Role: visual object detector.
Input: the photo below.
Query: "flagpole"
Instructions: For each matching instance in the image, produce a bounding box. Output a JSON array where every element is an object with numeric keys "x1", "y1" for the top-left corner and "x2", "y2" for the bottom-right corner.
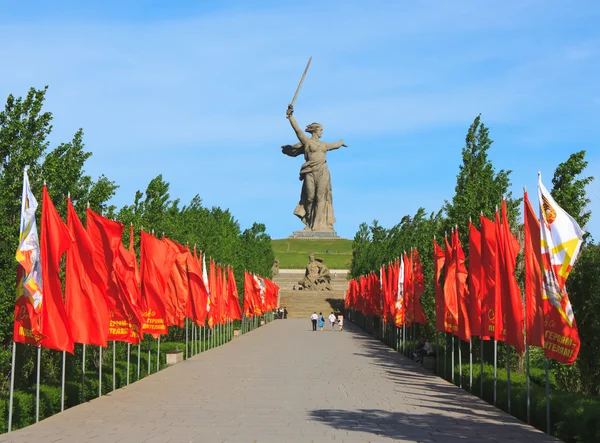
[
  {"x1": 81, "y1": 344, "x2": 86, "y2": 403},
  {"x1": 112, "y1": 341, "x2": 116, "y2": 391},
  {"x1": 137, "y1": 343, "x2": 141, "y2": 380},
  {"x1": 99, "y1": 346, "x2": 102, "y2": 397},
  {"x1": 480, "y1": 338, "x2": 484, "y2": 398},
  {"x1": 436, "y1": 332, "x2": 439, "y2": 375},
  {"x1": 451, "y1": 335, "x2": 455, "y2": 384},
  {"x1": 126, "y1": 343, "x2": 131, "y2": 386},
  {"x1": 444, "y1": 333, "x2": 447, "y2": 380},
  {"x1": 526, "y1": 343, "x2": 530, "y2": 424},
  {"x1": 545, "y1": 357, "x2": 551, "y2": 434},
  {"x1": 147, "y1": 340, "x2": 151, "y2": 375},
  {"x1": 469, "y1": 338, "x2": 473, "y2": 391},
  {"x1": 185, "y1": 318, "x2": 189, "y2": 359},
  {"x1": 458, "y1": 339, "x2": 462, "y2": 388},
  {"x1": 61, "y1": 350, "x2": 66, "y2": 412},
  {"x1": 36, "y1": 346, "x2": 41, "y2": 423},
  {"x1": 156, "y1": 336, "x2": 160, "y2": 372},
  {"x1": 8, "y1": 342, "x2": 16, "y2": 432},
  {"x1": 192, "y1": 322, "x2": 195, "y2": 356},
  {"x1": 506, "y1": 343, "x2": 511, "y2": 414},
  {"x1": 493, "y1": 339, "x2": 497, "y2": 405}
]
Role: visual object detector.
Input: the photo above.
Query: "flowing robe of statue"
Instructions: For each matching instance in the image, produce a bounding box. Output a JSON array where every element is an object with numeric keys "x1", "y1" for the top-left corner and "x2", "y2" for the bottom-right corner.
[{"x1": 281, "y1": 106, "x2": 346, "y2": 232}]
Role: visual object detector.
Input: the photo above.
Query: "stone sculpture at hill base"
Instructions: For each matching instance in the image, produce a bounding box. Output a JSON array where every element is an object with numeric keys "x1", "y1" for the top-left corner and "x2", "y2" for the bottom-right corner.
[{"x1": 298, "y1": 254, "x2": 331, "y2": 291}]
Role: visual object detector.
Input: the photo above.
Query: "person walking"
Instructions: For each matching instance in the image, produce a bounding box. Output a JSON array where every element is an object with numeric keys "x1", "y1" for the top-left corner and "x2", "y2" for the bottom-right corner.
[
  {"x1": 328, "y1": 312, "x2": 336, "y2": 331},
  {"x1": 337, "y1": 313, "x2": 344, "y2": 331},
  {"x1": 283, "y1": 307, "x2": 288, "y2": 319},
  {"x1": 318, "y1": 312, "x2": 325, "y2": 331},
  {"x1": 311, "y1": 312, "x2": 318, "y2": 331}
]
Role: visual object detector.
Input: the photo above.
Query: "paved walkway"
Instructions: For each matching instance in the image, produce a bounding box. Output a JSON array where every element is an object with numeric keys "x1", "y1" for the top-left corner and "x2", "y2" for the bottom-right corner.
[{"x1": 1, "y1": 320, "x2": 560, "y2": 443}]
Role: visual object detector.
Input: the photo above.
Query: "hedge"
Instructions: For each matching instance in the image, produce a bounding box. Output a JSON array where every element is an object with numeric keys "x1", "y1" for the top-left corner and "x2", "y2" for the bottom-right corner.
[{"x1": 443, "y1": 362, "x2": 600, "y2": 443}]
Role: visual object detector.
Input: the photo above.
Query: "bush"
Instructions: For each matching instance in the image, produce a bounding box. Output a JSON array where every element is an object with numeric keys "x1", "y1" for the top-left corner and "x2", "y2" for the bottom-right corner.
[{"x1": 452, "y1": 363, "x2": 600, "y2": 443}]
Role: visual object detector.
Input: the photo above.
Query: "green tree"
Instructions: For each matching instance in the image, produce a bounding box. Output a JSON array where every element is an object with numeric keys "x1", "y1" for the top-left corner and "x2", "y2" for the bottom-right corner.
[
  {"x1": 565, "y1": 243, "x2": 600, "y2": 395},
  {"x1": 0, "y1": 87, "x2": 116, "y2": 390},
  {"x1": 550, "y1": 150, "x2": 594, "y2": 231},
  {"x1": 443, "y1": 115, "x2": 520, "y2": 247}
]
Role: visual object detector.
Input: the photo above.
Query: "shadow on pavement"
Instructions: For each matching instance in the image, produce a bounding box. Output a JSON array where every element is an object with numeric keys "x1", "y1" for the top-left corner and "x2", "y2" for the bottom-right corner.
[{"x1": 307, "y1": 408, "x2": 557, "y2": 442}]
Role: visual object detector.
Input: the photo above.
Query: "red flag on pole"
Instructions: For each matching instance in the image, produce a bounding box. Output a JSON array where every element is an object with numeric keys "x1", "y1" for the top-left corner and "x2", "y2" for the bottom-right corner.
[
  {"x1": 65, "y1": 198, "x2": 109, "y2": 347},
  {"x1": 443, "y1": 235, "x2": 458, "y2": 334},
  {"x1": 140, "y1": 230, "x2": 171, "y2": 336},
  {"x1": 496, "y1": 200, "x2": 525, "y2": 353},
  {"x1": 455, "y1": 229, "x2": 471, "y2": 342},
  {"x1": 468, "y1": 220, "x2": 483, "y2": 338},
  {"x1": 480, "y1": 215, "x2": 497, "y2": 339},
  {"x1": 40, "y1": 187, "x2": 74, "y2": 353},
  {"x1": 112, "y1": 242, "x2": 144, "y2": 344},
  {"x1": 412, "y1": 249, "x2": 427, "y2": 325},
  {"x1": 227, "y1": 267, "x2": 243, "y2": 320},
  {"x1": 162, "y1": 238, "x2": 189, "y2": 328},
  {"x1": 524, "y1": 191, "x2": 544, "y2": 348},
  {"x1": 403, "y1": 252, "x2": 414, "y2": 325},
  {"x1": 433, "y1": 238, "x2": 446, "y2": 333},
  {"x1": 188, "y1": 248, "x2": 209, "y2": 326}
]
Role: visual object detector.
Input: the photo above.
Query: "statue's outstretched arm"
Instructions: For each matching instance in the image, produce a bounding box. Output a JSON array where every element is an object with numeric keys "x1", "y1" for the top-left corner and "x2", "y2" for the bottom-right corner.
[
  {"x1": 286, "y1": 105, "x2": 308, "y2": 144},
  {"x1": 326, "y1": 139, "x2": 348, "y2": 151}
]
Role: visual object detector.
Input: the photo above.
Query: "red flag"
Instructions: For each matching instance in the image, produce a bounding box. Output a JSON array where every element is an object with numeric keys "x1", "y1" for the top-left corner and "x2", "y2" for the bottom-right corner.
[
  {"x1": 227, "y1": 267, "x2": 243, "y2": 320},
  {"x1": 65, "y1": 198, "x2": 109, "y2": 347},
  {"x1": 112, "y1": 241, "x2": 144, "y2": 344},
  {"x1": 433, "y1": 238, "x2": 446, "y2": 333},
  {"x1": 243, "y1": 271, "x2": 257, "y2": 317},
  {"x1": 140, "y1": 230, "x2": 172, "y2": 336},
  {"x1": 480, "y1": 215, "x2": 497, "y2": 339},
  {"x1": 87, "y1": 209, "x2": 141, "y2": 343},
  {"x1": 129, "y1": 224, "x2": 140, "y2": 287},
  {"x1": 403, "y1": 252, "x2": 414, "y2": 325},
  {"x1": 220, "y1": 265, "x2": 228, "y2": 323},
  {"x1": 162, "y1": 238, "x2": 189, "y2": 328},
  {"x1": 455, "y1": 230, "x2": 471, "y2": 342},
  {"x1": 208, "y1": 259, "x2": 218, "y2": 328},
  {"x1": 264, "y1": 278, "x2": 279, "y2": 312},
  {"x1": 188, "y1": 248, "x2": 209, "y2": 325},
  {"x1": 468, "y1": 221, "x2": 483, "y2": 337},
  {"x1": 412, "y1": 250, "x2": 427, "y2": 325},
  {"x1": 443, "y1": 235, "x2": 458, "y2": 334},
  {"x1": 40, "y1": 187, "x2": 74, "y2": 353},
  {"x1": 524, "y1": 191, "x2": 544, "y2": 348},
  {"x1": 496, "y1": 201, "x2": 525, "y2": 353}
]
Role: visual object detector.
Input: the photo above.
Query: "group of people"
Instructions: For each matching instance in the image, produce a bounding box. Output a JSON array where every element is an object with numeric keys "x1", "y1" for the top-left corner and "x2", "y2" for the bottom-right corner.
[
  {"x1": 413, "y1": 336, "x2": 433, "y2": 364},
  {"x1": 277, "y1": 307, "x2": 288, "y2": 319},
  {"x1": 311, "y1": 311, "x2": 343, "y2": 331}
]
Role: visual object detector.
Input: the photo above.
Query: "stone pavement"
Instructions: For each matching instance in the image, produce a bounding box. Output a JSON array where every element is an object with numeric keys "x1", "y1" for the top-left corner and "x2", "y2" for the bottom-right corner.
[{"x1": 1, "y1": 320, "x2": 560, "y2": 443}]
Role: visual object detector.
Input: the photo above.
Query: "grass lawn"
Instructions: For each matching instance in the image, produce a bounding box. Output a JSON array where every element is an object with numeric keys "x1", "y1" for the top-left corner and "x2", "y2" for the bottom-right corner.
[{"x1": 272, "y1": 238, "x2": 353, "y2": 269}]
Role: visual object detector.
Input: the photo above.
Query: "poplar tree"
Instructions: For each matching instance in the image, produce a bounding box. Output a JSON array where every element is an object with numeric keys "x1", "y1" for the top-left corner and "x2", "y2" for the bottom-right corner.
[{"x1": 443, "y1": 115, "x2": 520, "y2": 250}]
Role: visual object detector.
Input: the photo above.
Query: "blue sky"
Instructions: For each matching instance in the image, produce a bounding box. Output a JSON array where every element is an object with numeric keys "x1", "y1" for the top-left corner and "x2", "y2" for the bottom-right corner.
[{"x1": 1, "y1": 1, "x2": 599, "y2": 240}]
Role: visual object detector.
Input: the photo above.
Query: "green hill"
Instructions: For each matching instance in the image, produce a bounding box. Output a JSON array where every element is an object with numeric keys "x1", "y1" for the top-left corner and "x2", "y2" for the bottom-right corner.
[{"x1": 272, "y1": 238, "x2": 353, "y2": 269}]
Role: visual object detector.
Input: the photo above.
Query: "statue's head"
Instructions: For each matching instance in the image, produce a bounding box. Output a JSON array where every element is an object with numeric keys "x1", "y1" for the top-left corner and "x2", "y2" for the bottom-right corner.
[
  {"x1": 305, "y1": 123, "x2": 323, "y2": 138},
  {"x1": 308, "y1": 254, "x2": 315, "y2": 262}
]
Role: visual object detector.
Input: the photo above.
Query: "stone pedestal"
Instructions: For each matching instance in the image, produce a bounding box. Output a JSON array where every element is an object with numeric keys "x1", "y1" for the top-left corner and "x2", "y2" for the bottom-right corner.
[
  {"x1": 166, "y1": 350, "x2": 183, "y2": 366},
  {"x1": 290, "y1": 230, "x2": 341, "y2": 239},
  {"x1": 260, "y1": 320, "x2": 265, "y2": 326},
  {"x1": 233, "y1": 329, "x2": 241, "y2": 337}
]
